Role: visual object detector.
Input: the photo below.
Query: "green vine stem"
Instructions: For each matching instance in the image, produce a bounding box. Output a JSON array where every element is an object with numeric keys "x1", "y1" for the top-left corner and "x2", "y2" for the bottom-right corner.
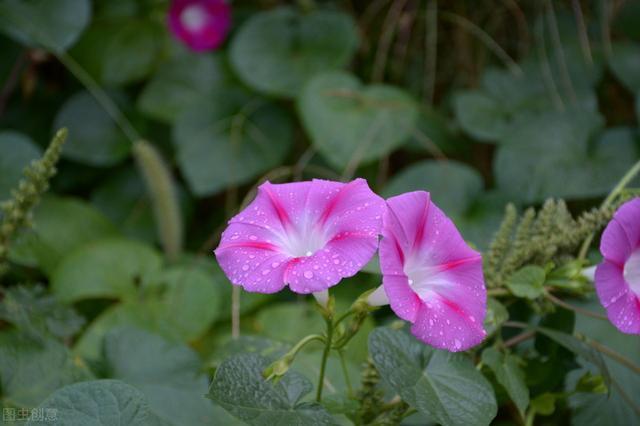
[
  {"x1": 316, "y1": 316, "x2": 334, "y2": 402},
  {"x1": 578, "y1": 158, "x2": 640, "y2": 259}
]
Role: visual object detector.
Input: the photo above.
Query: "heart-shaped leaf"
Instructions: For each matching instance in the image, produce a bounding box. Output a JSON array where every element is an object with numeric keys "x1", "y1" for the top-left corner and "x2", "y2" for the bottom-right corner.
[
  {"x1": 27, "y1": 380, "x2": 157, "y2": 426},
  {"x1": 208, "y1": 353, "x2": 338, "y2": 425},
  {"x1": 173, "y1": 88, "x2": 293, "y2": 196},
  {"x1": 9, "y1": 196, "x2": 118, "y2": 275},
  {"x1": 495, "y1": 112, "x2": 638, "y2": 203},
  {"x1": 298, "y1": 71, "x2": 418, "y2": 169},
  {"x1": 54, "y1": 91, "x2": 131, "y2": 166},
  {"x1": 230, "y1": 7, "x2": 358, "y2": 97},
  {"x1": 0, "y1": 331, "x2": 93, "y2": 408},
  {"x1": 71, "y1": 18, "x2": 164, "y2": 87},
  {"x1": 51, "y1": 238, "x2": 162, "y2": 303},
  {"x1": 104, "y1": 328, "x2": 237, "y2": 425},
  {"x1": 369, "y1": 327, "x2": 497, "y2": 426},
  {"x1": 0, "y1": 0, "x2": 90, "y2": 52},
  {"x1": 138, "y1": 52, "x2": 233, "y2": 123}
]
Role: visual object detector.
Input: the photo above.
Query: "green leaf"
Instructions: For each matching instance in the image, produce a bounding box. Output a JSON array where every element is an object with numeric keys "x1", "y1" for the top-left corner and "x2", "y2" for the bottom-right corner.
[
  {"x1": 27, "y1": 380, "x2": 157, "y2": 426},
  {"x1": 495, "y1": 112, "x2": 638, "y2": 203},
  {"x1": 72, "y1": 18, "x2": 164, "y2": 87},
  {"x1": 567, "y1": 298, "x2": 640, "y2": 426},
  {"x1": 54, "y1": 91, "x2": 131, "y2": 166},
  {"x1": 138, "y1": 52, "x2": 232, "y2": 123},
  {"x1": 208, "y1": 353, "x2": 338, "y2": 425},
  {"x1": 481, "y1": 347, "x2": 529, "y2": 417},
  {"x1": 369, "y1": 327, "x2": 497, "y2": 426},
  {"x1": 0, "y1": 285, "x2": 84, "y2": 339},
  {"x1": 51, "y1": 238, "x2": 162, "y2": 303},
  {"x1": 104, "y1": 328, "x2": 241, "y2": 425},
  {"x1": 609, "y1": 42, "x2": 640, "y2": 93},
  {"x1": 506, "y1": 266, "x2": 546, "y2": 299},
  {"x1": 453, "y1": 91, "x2": 511, "y2": 142},
  {"x1": 9, "y1": 196, "x2": 118, "y2": 275},
  {"x1": 0, "y1": 0, "x2": 90, "y2": 52},
  {"x1": 298, "y1": 71, "x2": 419, "y2": 169},
  {"x1": 0, "y1": 331, "x2": 93, "y2": 408},
  {"x1": 533, "y1": 325, "x2": 610, "y2": 386},
  {"x1": 173, "y1": 88, "x2": 293, "y2": 196},
  {"x1": 0, "y1": 131, "x2": 41, "y2": 201},
  {"x1": 146, "y1": 265, "x2": 222, "y2": 340},
  {"x1": 230, "y1": 7, "x2": 358, "y2": 97}
]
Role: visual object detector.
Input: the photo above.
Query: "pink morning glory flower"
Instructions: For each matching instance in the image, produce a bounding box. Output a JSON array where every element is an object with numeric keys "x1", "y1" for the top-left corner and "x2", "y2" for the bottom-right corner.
[
  {"x1": 215, "y1": 179, "x2": 385, "y2": 294},
  {"x1": 369, "y1": 191, "x2": 487, "y2": 352},
  {"x1": 595, "y1": 198, "x2": 640, "y2": 334},
  {"x1": 168, "y1": 0, "x2": 231, "y2": 52}
]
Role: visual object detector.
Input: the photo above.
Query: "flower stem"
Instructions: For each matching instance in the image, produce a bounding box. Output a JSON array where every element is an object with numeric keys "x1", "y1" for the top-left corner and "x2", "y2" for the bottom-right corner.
[
  {"x1": 578, "y1": 158, "x2": 640, "y2": 259},
  {"x1": 316, "y1": 317, "x2": 334, "y2": 402},
  {"x1": 288, "y1": 334, "x2": 325, "y2": 358}
]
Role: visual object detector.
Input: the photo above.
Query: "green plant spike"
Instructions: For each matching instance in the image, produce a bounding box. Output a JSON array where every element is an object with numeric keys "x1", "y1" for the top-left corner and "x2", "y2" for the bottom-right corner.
[{"x1": 0, "y1": 128, "x2": 67, "y2": 277}]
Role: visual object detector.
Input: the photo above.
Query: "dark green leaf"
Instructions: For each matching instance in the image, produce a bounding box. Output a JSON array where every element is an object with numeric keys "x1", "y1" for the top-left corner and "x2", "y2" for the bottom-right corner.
[
  {"x1": 54, "y1": 91, "x2": 131, "y2": 166},
  {"x1": 369, "y1": 327, "x2": 497, "y2": 426},
  {"x1": 298, "y1": 71, "x2": 418, "y2": 169},
  {"x1": 609, "y1": 42, "x2": 640, "y2": 93},
  {"x1": 208, "y1": 353, "x2": 338, "y2": 425},
  {"x1": 27, "y1": 380, "x2": 157, "y2": 426},
  {"x1": 230, "y1": 7, "x2": 358, "y2": 97},
  {"x1": 0, "y1": 0, "x2": 90, "y2": 52},
  {"x1": 495, "y1": 112, "x2": 637, "y2": 203},
  {"x1": 173, "y1": 89, "x2": 293, "y2": 196},
  {"x1": 0, "y1": 285, "x2": 84, "y2": 339},
  {"x1": 481, "y1": 347, "x2": 529, "y2": 417},
  {"x1": 9, "y1": 196, "x2": 118, "y2": 275},
  {"x1": 0, "y1": 331, "x2": 93, "y2": 408},
  {"x1": 138, "y1": 52, "x2": 232, "y2": 123},
  {"x1": 51, "y1": 238, "x2": 162, "y2": 303},
  {"x1": 105, "y1": 327, "x2": 239, "y2": 425}
]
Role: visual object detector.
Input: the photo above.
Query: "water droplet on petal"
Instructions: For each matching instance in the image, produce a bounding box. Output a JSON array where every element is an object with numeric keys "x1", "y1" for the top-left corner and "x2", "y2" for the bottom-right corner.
[{"x1": 304, "y1": 271, "x2": 313, "y2": 279}]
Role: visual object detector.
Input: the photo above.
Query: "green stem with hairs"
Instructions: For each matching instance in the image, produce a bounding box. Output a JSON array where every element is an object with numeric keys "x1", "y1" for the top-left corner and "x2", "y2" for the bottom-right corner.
[{"x1": 316, "y1": 317, "x2": 334, "y2": 402}]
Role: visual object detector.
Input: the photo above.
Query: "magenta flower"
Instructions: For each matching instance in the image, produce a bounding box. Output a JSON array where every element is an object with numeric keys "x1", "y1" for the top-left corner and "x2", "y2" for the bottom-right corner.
[
  {"x1": 215, "y1": 179, "x2": 385, "y2": 294},
  {"x1": 595, "y1": 198, "x2": 640, "y2": 334},
  {"x1": 168, "y1": 0, "x2": 231, "y2": 52},
  {"x1": 369, "y1": 191, "x2": 487, "y2": 352}
]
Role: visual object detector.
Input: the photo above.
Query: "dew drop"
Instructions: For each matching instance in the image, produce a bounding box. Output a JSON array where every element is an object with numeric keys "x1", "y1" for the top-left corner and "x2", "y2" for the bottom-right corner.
[{"x1": 304, "y1": 271, "x2": 314, "y2": 279}]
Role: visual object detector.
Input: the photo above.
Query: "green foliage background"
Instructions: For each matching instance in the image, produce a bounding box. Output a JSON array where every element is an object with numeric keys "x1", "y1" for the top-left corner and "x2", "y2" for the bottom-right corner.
[{"x1": 0, "y1": 0, "x2": 639, "y2": 425}]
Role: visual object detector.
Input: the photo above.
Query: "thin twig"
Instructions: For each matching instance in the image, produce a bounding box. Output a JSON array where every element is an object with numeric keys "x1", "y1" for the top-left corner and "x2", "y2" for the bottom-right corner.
[
  {"x1": 504, "y1": 330, "x2": 535, "y2": 348},
  {"x1": 535, "y1": 7, "x2": 565, "y2": 111},
  {"x1": 544, "y1": 292, "x2": 609, "y2": 321},
  {"x1": 440, "y1": 11, "x2": 522, "y2": 76},
  {"x1": 585, "y1": 338, "x2": 640, "y2": 375},
  {"x1": 423, "y1": 0, "x2": 438, "y2": 104},
  {"x1": 372, "y1": 0, "x2": 408, "y2": 82},
  {"x1": 600, "y1": 0, "x2": 612, "y2": 59},
  {"x1": 571, "y1": 0, "x2": 593, "y2": 64},
  {"x1": 545, "y1": 0, "x2": 578, "y2": 104}
]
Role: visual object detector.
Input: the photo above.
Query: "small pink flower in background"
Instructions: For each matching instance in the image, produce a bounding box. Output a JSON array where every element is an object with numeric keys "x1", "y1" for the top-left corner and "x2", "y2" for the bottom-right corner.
[
  {"x1": 595, "y1": 198, "x2": 640, "y2": 334},
  {"x1": 168, "y1": 0, "x2": 231, "y2": 52},
  {"x1": 369, "y1": 191, "x2": 487, "y2": 352},
  {"x1": 215, "y1": 179, "x2": 385, "y2": 294}
]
